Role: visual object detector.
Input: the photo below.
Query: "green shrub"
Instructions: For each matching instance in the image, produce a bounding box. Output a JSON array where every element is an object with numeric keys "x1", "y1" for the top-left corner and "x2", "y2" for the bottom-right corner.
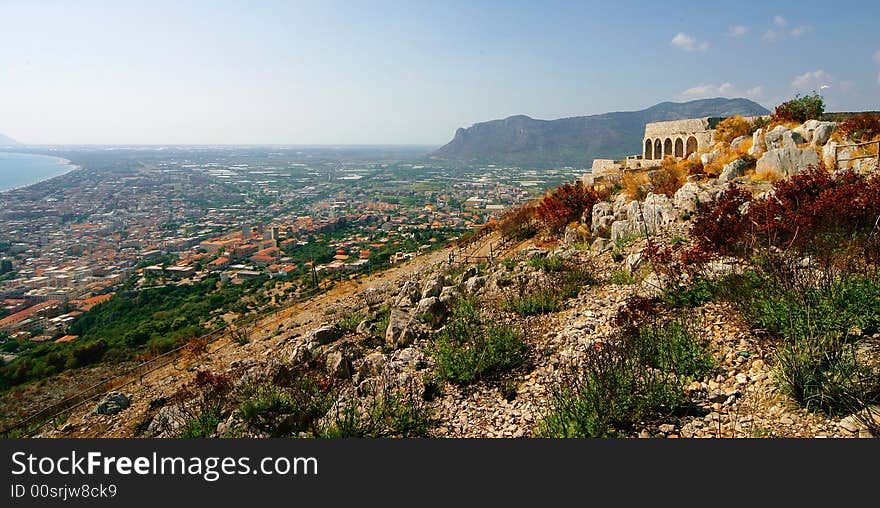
[
  {"x1": 721, "y1": 272, "x2": 880, "y2": 342},
  {"x1": 719, "y1": 270, "x2": 880, "y2": 415},
  {"x1": 662, "y1": 277, "x2": 720, "y2": 308},
  {"x1": 538, "y1": 319, "x2": 712, "y2": 438},
  {"x1": 238, "y1": 374, "x2": 335, "y2": 437},
  {"x1": 501, "y1": 289, "x2": 561, "y2": 315},
  {"x1": 633, "y1": 321, "x2": 715, "y2": 379},
  {"x1": 771, "y1": 92, "x2": 825, "y2": 124},
  {"x1": 527, "y1": 255, "x2": 565, "y2": 272},
  {"x1": 337, "y1": 311, "x2": 364, "y2": 332},
  {"x1": 559, "y1": 265, "x2": 599, "y2": 299},
  {"x1": 609, "y1": 270, "x2": 636, "y2": 285},
  {"x1": 179, "y1": 410, "x2": 222, "y2": 438},
  {"x1": 432, "y1": 297, "x2": 526, "y2": 385},
  {"x1": 774, "y1": 333, "x2": 878, "y2": 415},
  {"x1": 319, "y1": 387, "x2": 432, "y2": 438}
]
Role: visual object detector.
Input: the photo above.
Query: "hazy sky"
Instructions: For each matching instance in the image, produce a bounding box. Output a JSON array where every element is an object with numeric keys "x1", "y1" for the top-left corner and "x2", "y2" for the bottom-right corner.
[{"x1": 2, "y1": 0, "x2": 878, "y2": 145}]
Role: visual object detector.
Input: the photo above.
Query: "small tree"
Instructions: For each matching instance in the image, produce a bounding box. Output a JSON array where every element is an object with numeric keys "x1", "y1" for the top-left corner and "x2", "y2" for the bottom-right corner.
[{"x1": 771, "y1": 92, "x2": 825, "y2": 124}]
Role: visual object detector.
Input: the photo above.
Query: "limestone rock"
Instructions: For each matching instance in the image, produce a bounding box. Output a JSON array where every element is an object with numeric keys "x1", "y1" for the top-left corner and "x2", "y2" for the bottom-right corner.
[
  {"x1": 358, "y1": 352, "x2": 387, "y2": 380},
  {"x1": 94, "y1": 392, "x2": 130, "y2": 415},
  {"x1": 307, "y1": 323, "x2": 343, "y2": 346},
  {"x1": 673, "y1": 182, "x2": 714, "y2": 214},
  {"x1": 384, "y1": 309, "x2": 424, "y2": 349},
  {"x1": 625, "y1": 252, "x2": 643, "y2": 274},
  {"x1": 755, "y1": 147, "x2": 820, "y2": 179},
  {"x1": 611, "y1": 219, "x2": 642, "y2": 242},
  {"x1": 811, "y1": 122, "x2": 835, "y2": 147},
  {"x1": 395, "y1": 280, "x2": 421, "y2": 308},
  {"x1": 591, "y1": 237, "x2": 611, "y2": 252},
  {"x1": 421, "y1": 274, "x2": 445, "y2": 300},
  {"x1": 764, "y1": 125, "x2": 790, "y2": 150},
  {"x1": 589, "y1": 201, "x2": 613, "y2": 231},
  {"x1": 792, "y1": 125, "x2": 810, "y2": 144},
  {"x1": 145, "y1": 404, "x2": 187, "y2": 437},
  {"x1": 730, "y1": 135, "x2": 750, "y2": 152},
  {"x1": 465, "y1": 275, "x2": 487, "y2": 293},
  {"x1": 748, "y1": 127, "x2": 766, "y2": 157},
  {"x1": 416, "y1": 296, "x2": 448, "y2": 327},
  {"x1": 325, "y1": 350, "x2": 352, "y2": 379},
  {"x1": 701, "y1": 149, "x2": 721, "y2": 167},
  {"x1": 718, "y1": 157, "x2": 750, "y2": 183},
  {"x1": 822, "y1": 141, "x2": 839, "y2": 167}
]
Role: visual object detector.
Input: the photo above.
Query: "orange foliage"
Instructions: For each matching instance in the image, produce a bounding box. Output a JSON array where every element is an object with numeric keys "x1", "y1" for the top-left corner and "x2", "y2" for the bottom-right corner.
[
  {"x1": 714, "y1": 116, "x2": 751, "y2": 144},
  {"x1": 535, "y1": 181, "x2": 599, "y2": 234},
  {"x1": 622, "y1": 171, "x2": 650, "y2": 200}
]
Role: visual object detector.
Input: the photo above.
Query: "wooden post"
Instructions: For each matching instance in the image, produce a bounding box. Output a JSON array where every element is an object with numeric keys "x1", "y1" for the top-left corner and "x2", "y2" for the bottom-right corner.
[{"x1": 833, "y1": 144, "x2": 838, "y2": 171}]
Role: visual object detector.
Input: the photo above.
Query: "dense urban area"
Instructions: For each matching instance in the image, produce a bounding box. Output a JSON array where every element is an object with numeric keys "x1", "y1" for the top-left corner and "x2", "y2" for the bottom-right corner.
[{"x1": 0, "y1": 146, "x2": 580, "y2": 391}]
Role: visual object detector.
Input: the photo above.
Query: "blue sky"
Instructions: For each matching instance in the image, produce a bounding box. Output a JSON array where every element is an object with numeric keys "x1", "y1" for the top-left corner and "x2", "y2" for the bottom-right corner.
[{"x1": 1, "y1": 0, "x2": 878, "y2": 145}]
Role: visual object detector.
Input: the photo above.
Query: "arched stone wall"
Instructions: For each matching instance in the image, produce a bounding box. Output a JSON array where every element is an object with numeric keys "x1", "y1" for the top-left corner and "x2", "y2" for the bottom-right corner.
[
  {"x1": 644, "y1": 139, "x2": 653, "y2": 160},
  {"x1": 663, "y1": 138, "x2": 672, "y2": 158},
  {"x1": 653, "y1": 139, "x2": 662, "y2": 159},
  {"x1": 686, "y1": 136, "x2": 698, "y2": 157},
  {"x1": 674, "y1": 138, "x2": 684, "y2": 158}
]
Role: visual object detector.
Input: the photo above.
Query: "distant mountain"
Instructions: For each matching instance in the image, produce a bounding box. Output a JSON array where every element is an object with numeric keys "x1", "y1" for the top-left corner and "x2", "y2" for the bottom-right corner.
[
  {"x1": 0, "y1": 133, "x2": 19, "y2": 146},
  {"x1": 430, "y1": 98, "x2": 770, "y2": 167}
]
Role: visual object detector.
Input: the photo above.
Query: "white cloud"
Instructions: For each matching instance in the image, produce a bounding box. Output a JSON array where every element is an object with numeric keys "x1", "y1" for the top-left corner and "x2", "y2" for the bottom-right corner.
[
  {"x1": 745, "y1": 86, "x2": 764, "y2": 98},
  {"x1": 680, "y1": 83, "x2": 763, "y2": 100},
  {"x1": 773, "y1": 15, "x2": 788, "y2": 27},
  {"x1": 671, "y1": 32, "x2": 709, "y2": 52},
  {"x1": 790, "y1": 25, "x2": 812, "y2": 36},
  {"x1": 874, "y1": 50, "x2": 880, "y2": 64},
  {"x1": 791, "y1": 70, "x2": 833, "y2": 90},
  {"x1": 763, "y1": 29, "x2": 780, "y2": 42},
  {"x1": 728, "y1": 25, "x2": 748, "y2": 37}
]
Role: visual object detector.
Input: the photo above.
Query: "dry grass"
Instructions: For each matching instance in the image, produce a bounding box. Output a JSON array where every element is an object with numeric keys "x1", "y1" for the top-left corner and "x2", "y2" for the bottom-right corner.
[
  {"x1": 767, "y1": 119, "x2": 802, "y2": 131},
  {"x1": 714, "y1": 116, "x2": 751, "y2": 144},
  {"x1": 622, "y1": 171, "x2": 651, "y2": 200},
  {"x1": 704, "y1": 139, "x2": 753, "y2": 176}
]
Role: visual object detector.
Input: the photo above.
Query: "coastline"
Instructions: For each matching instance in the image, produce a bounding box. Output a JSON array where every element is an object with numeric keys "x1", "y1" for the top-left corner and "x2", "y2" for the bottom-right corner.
[{"x1": 0, "y1": 152, "x2": 80, "y2": 194}]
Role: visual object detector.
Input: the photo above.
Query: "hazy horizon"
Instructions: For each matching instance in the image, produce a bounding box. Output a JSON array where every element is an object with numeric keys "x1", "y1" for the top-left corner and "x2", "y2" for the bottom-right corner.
[{"x1": 3, "y1": 0, "x2": 878, "y2": 145}]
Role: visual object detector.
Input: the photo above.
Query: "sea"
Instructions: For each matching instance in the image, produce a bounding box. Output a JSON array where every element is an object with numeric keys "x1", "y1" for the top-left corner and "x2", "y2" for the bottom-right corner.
[{"x1": 0, "y1": 152, "x2": 77, "y2": 193}]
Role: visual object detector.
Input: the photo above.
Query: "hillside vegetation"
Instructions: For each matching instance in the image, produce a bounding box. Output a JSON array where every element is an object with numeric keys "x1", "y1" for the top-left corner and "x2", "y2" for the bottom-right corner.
[{"x1": 19, "y1": 100, "x2": 880, "y2": 439}]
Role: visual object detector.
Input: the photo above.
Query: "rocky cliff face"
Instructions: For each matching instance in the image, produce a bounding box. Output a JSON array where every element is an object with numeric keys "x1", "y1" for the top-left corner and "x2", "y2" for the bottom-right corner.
[{"x1": 431, "y1": 98, "x2": 769, "y2": 167}]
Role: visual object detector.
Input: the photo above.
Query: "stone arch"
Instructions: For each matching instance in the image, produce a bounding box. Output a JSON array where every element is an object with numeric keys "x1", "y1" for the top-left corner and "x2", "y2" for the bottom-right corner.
[
  {"x1": 674, "y1": 138, "x2": 684, "y2": 158},
  {"x1": 653, "y1": 139, "x2": 662, "y2": 159},
  {"x1": 686, "y1": 136, "x2": 698, "y2": 157},
  {"x1": 644, "y1": 139, "x2": 653, "y2": 160},
  {"x1": 663, "y1": 138, "x2": 673, "y2": 157}
]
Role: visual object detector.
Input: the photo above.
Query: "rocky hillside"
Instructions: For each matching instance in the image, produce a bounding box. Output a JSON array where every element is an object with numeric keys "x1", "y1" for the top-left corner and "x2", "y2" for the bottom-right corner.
[
  {"x1": 430, "y1": 98, "x2": 769, "y2": 167},
  {"x1": 27, "y1": 112, "x2": 880, "y2": 440}
]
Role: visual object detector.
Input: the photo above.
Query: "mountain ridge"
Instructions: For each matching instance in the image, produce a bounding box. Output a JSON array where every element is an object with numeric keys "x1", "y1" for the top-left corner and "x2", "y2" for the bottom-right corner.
[{"x1": 431, "y1": 97, "x2": 770, "y2": 167}]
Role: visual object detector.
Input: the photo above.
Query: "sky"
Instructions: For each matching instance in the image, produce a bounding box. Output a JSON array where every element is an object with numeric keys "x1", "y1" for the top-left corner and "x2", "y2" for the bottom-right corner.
[{"x1": 1, "y1": 0, "x2": 878, "y2": 145}]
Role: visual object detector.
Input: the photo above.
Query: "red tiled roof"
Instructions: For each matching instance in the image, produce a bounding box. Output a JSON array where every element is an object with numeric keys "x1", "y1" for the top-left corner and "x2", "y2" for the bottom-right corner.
[{"x1": 0, "y1": 300, "x2": 62, "y2": 328}]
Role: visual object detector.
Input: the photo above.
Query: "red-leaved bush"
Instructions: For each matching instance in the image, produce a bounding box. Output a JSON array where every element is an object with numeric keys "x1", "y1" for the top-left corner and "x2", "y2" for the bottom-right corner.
[
  {"x1": 535, "y1": 181, "x2": 600, "y2": 235},
  {"x1": 687, "y1": 164, "x2": 880, "y2": 265},
  {"x1": 837, "y1": 113, "x2": 880, "y2": 142}
]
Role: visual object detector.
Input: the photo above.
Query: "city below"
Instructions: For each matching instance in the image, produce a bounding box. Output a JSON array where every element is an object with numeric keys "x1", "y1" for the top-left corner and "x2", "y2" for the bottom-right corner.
[{"x1": 0, "y1": 145, "x2": 581, "y2": 359}]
